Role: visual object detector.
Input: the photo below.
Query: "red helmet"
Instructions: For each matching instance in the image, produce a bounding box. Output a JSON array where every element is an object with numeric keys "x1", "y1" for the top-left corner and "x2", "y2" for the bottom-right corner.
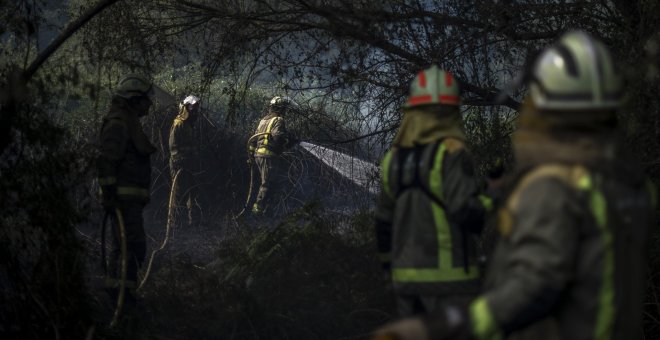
[{"x1": 403, "y1": 65, "x2": 460, "y2": 108}]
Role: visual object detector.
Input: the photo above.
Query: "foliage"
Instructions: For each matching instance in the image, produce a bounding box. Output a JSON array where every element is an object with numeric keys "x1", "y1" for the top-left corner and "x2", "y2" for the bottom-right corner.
[
  {"x1": 140, "y1": 204, "x2": 395, "y2": 339},
  {"x1": 2, "y1": 0, "x2": 660, "y2": 338},
  {"x1": 0, "y1": 82, "x2": 94, "y2": 338}
]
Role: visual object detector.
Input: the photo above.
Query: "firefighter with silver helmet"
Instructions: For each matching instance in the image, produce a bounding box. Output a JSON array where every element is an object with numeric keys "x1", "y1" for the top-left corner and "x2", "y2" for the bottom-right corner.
[
  {"x1": 248, "y1": 96, "x2": 299, "y2": 215},
  {"x1": 374, "y1": 31, "x2": 655, "y2": 340},
  {"x1": 97, "y1": 73, "x2": 156, "y2": 313},
  {"x1": 169, "y1": 95, "x2": 203, "y2": 228},
  {"x1": 374, "y1": 65, "x2": 492, "y2": 317}
]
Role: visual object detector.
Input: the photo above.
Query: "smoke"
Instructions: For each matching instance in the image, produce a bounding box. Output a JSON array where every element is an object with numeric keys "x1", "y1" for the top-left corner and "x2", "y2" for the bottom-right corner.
[{"x1": 299, "y1": 142, "x2": 379, "y2": 194}]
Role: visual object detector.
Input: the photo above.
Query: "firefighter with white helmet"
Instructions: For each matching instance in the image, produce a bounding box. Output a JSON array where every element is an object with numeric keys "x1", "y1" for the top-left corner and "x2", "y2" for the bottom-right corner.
[
  {"x1": 248, "y1": 95, "x2": 299, "y2": 215},
  {"x1": 374, "y1": 31, "x2": 655, "y2": 340},
  {"x1": 169, "y1": 94, "x2": 203, "y2": 228},
  {"x1": 374, "y1": 65, "x2": 492, "y2": 317}
]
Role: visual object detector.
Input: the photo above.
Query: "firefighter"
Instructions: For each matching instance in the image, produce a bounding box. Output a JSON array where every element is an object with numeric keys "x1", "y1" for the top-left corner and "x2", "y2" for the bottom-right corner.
[
  {"x1": 169, "y1": 95, "x2": 202, "y2": 228},
  {"x1": 374, "y1": 65, "x2": 492, "y2": 317},
  {"x1": 97, "y1": 73, "x2": 156, "y2": 310},
  {"x1": 249, "y1": 96, "x2": 298, "y2": 215},
  {"x1": 373, "y1": 31, "x2": 655, "y2": 340}
]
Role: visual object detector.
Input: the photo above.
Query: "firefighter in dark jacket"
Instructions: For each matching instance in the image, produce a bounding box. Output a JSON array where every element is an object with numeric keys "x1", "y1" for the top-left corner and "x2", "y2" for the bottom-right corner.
[
  {"x1": 97, "y1": 73, "x2": 156, "y2": 307},
  {"x1": 169, "y1": 95, "x2": 202, "y2": 228},
  {"x1": 249, "y1": 96, "x2": 298, "y2": 215},
  {"x1": 374, "y1": 31, "x2": 655, "y2": 340},
  {"x1": 374, "y1": 65, "x2": 492, "y2": 317}
]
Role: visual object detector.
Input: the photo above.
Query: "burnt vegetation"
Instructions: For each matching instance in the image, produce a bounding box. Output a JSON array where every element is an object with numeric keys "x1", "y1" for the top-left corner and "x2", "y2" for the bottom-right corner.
[{"x1": 1, "y1": 0, "x2": 660, "y2": 339}]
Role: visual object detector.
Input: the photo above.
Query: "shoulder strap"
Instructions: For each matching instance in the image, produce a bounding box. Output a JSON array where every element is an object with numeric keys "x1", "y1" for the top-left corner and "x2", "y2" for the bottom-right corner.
[
  {"x1": 424, "y1": 140, "x2": 447, "y2": 208},
  {"x1": 506, "y1": 164, "x2": 590, "y2": 213},
  {"x1": 382, "y1": 141, "x2": 448, "y2": 209},
  {"x1": 381, "y1": 149, "x2": 395, "y2": 199},
  {"x1": 262, "y1": 116, "x2": 280, "y2": 146}
]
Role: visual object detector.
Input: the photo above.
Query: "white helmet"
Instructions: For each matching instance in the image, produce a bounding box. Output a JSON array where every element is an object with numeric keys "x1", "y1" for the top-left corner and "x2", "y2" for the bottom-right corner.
[
  {"x1": 528, "y1": 30, "x2": 623, "y2": 110},
  {"x1": 269, "y1": 96, "x2": 297, "y2": 108},
  {"x1": 183, "y1": 95, "x2": 200, "y2": 106}
]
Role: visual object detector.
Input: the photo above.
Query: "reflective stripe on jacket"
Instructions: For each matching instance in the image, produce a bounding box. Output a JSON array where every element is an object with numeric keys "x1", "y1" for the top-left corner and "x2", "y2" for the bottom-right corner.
[
  {"x1": 375, "y1": 138, "x2": 490, "y2": 296},
  {"x1": 97, "y1": 106, "x2": 154, "y2": 203},
  {"x1": 253, "y1": 114, "x2": 289, "y2": 157},
  {"x1": 469, "y1": 163, "x2": 653, "y2": 340},
  {"x1": 169, "y1": 117, "x2": 198, "y2": 160}
]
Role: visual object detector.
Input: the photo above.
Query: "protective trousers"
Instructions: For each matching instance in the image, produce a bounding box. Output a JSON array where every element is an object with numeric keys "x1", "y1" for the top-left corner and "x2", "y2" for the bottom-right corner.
[
  {"x1": 169, "y1": 158, "x2": 202, "y2": 228},
  {"x1": 253, "y1": 156, "x2": 286, "y2": 214},
  {"x1": 107, "y1": 201, "x2": 146, "y2": 305}
]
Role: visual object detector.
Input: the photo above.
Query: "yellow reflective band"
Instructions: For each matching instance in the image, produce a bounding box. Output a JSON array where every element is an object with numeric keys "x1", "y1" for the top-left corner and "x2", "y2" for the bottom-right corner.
[
  {"x1": 479, "y1": 194, "x2": 494, "y2": 212},
  {"x1": 392, "y1": 143, "x2": 477, "y2": 283},
  {"x1": 429, "y1": 143, "x2": 446, "y2": 201},
  {"x1": 98, "y1": 177, "x2": 117, "y2": 186},
  {"x1": 381, "y1": 150, "x2": 394, "y2": 199},
  {"x1": 470, "y1": 297, "x2": 503, "y2": 340},
  {"x1": 576, "y1": 172, "x2": 592, "y2": 190},
  {"x1": 392, "y1": 265, "x2": 479, "y2": 282},
  {"x1": 411, "y1": 142, "x2": 477, "y2": 282},
  {"x1": 430, "y1": 143, "x2": 452, "y2": 270},
  {"x1": 591, "y1": 189, "x2": 614, "y2": 339},
  {"x1": 117, "y1": 187, "x2": 149, "y2": 197},
  {"x1": 577, "y1": 174, "x2": 615, "y2": 339},
  {"x1": 263, "y1": 117, "x2": 280, "y2": 146},
  {"x1": 255, "y1": 147, "x2": 274, "y2": 156},
  {"x1": 431, "y1": 201, "x2": 454, "y2": 270}
]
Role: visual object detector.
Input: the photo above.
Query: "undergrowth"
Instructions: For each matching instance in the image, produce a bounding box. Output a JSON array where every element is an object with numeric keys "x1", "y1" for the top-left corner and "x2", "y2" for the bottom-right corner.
[{"x1": 140, "y1": 203, "x2": 395, "y2": 339}]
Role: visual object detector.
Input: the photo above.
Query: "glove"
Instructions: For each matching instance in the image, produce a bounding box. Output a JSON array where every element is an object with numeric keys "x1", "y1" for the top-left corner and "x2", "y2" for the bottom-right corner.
[
  {"x1": 247, "y1": 156, "x2": 254, "y2": 166},
  {"x1": 372, "y1": 317, "x2": 428, "y2": 340}
]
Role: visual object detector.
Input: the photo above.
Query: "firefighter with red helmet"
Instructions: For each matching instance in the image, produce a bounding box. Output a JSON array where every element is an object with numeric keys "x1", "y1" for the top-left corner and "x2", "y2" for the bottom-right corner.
[
  {"x1": 375, "y1": 65, "x2": 492, "y2": 317},
  {"x1": 373, "y1": 31, "x2": 655, "y2": 340}
]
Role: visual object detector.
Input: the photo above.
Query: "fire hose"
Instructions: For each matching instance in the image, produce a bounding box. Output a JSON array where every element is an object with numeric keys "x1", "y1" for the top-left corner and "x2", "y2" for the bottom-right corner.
[
  {"x1": 108, "y1": 207, "x2": 128, "y2": 328},
  {"x1": 234, "y1": 132, "x2": 270, "y2": 218},
  {"x1": 137, "y1": 168, "x2": 181, "y2": 291}
]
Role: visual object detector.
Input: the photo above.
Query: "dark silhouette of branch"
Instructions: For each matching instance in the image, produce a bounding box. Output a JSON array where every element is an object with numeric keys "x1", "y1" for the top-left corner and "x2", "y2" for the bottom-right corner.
[
  {"x1": 1, "y1": 0, "x2": 119, "y2": 154},
  {"x1": 313, "y1": 125, "x2": 398, "y2": 146},
  {"x1": 25, "y1": 0, "x2": 120, "y2": 81}
]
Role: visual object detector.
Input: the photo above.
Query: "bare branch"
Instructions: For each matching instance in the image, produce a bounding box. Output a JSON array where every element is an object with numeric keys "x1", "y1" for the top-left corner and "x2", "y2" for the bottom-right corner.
[{"x1": 25, "y1": 0, "x2": 120, "y2": 81}]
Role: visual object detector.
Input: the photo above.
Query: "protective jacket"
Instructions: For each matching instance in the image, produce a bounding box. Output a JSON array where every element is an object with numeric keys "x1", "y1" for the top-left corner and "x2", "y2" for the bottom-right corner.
[
  {"x1": 168, "y1": 110, "x2": 203, "y2": 227},
  {"x1": 97, "y1": 102, "x2": 156, "y2": 203},
  {"x1": 251, "y1": 114, "x2": 295, "y2": 158},
  {"x1": 464, "y1": 159, "x2": 655, "y2": 340},
  {"x1": 169, "y1": 113, "x2": 198, "y2": 164},
  {"x1": 375, "y1": 135, "x2": 491, "y2": 297}
]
